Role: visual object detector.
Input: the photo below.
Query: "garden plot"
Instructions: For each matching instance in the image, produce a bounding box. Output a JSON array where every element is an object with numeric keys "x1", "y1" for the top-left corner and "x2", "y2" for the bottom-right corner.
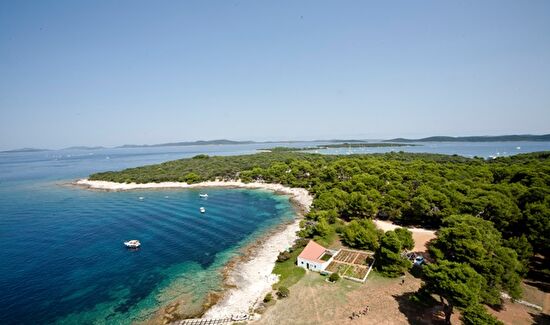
[{"x1": 325, "y1": 249, "x2": 375, "y2": 283}]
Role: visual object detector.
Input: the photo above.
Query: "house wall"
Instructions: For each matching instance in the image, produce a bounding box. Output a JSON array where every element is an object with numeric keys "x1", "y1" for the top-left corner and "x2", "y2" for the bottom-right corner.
[{"x1": 297, "y1": 257, "x2": 331, "y2": 272}]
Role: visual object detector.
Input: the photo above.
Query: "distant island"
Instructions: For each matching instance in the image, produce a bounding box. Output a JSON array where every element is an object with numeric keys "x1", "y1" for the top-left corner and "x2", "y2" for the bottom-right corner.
[
  {"x1": 322, "y1": 142, "x2": 418, "y2": 149},
  {"x1": 64, "y1": 146, "x2": 105, "y2": 150},
  {"x1": 4, "y1": 134, "x2": 549, "y2": 153},
  {"x1": 261, "y1": 143, "x2": 417, "y2": 152},
  {"x1": 116, "y1": 139, "x2": 255, "y2": 148},
  {"x1": 0, "y1": 148, "x2": 50, "y2": 153},
  {"x1": 385, "y1": 134, "x2": 550, "y2": 142}
]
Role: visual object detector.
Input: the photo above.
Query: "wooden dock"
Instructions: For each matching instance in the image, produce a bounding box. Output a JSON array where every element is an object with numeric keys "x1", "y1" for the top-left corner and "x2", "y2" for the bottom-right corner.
[{"x1": 172, "y1": 315, "x2": 251, "y2": 325}]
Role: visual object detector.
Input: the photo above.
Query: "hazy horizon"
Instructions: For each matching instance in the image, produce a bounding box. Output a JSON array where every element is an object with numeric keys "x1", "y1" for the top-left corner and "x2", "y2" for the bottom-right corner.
[
  {"x1": 2, "y1": 1, "x2": 550, "y2": 150},
  {"x1": 3, "y1": 132, "x2": 550, "y2": 151}
]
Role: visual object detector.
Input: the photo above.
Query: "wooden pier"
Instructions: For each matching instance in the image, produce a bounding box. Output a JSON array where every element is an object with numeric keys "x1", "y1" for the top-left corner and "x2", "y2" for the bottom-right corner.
[{"x1": 172, "y1": 315, "x2": 251, "y2": 325}]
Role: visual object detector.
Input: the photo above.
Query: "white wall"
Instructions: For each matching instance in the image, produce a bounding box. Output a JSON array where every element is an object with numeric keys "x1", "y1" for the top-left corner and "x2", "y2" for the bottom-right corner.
[{"x1": 297, "y1": 257, "x2": 330, "y2": 272}]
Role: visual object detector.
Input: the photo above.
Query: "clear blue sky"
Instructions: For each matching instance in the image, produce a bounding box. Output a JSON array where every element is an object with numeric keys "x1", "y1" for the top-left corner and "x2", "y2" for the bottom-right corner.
[{"x1": 1, "y1": 1, "x2": 549, "y2": 149}]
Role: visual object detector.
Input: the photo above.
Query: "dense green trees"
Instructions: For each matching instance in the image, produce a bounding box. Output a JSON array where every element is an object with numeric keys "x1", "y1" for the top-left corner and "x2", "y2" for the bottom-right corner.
[
  {"x1": 341, "y1": 192, "x2": 377, "y2": 220},
  {"x1": 375, "y1": 230, "x2": 413, "y2": 277},
  {"x1": 429, "y1": 215, "x2": 523, "y2": 304},
  {"x1": 422, "y1": 261, "x2": 485, "y2": 324},
  {"x1": 394, "y1": 227, "x2": 414, "y2": 251},
  {"x1": 91, "y1": 150, "x2": 550, "y2": 278},
  {"x1": 340, "y1": 219, "x2": 382, "y2": 250}
]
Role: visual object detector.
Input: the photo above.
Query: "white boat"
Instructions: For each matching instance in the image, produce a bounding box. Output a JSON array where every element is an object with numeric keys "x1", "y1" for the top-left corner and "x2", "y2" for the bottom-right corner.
[
  {"x1": 200, "y1": 207, "x2": 206, "y2": 213},
  {"x1": 516, "y1": 146, "x2": 521, "y2": 150},
  {"x1": 138, "y1": 197, "x2": 144, "y2": 200},
  {"x1": 124, "y1": 240, "x2": 141, "y2": 248},
  {"x1": 199, "y1": 193, "x2": 208, "y2": 198}
]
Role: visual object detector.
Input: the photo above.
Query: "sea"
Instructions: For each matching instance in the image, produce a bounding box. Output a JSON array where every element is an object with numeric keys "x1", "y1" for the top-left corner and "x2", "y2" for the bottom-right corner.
[{"x1": 0, "y1": 141, "x2": 549, "y2": 324}]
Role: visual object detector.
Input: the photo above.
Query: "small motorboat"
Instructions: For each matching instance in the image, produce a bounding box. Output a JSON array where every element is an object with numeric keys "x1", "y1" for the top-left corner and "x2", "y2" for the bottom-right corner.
[
  {"x1": 138, "y1": 197, "x2": 144, "y2": 200},
  {"x1": 199, "y1": 193, "x2": 208, "y2": 198},
  {"x1": 124, "y1": 240, "x2": 141, "y2": 248},
  {"x1": 200, "y1": 207, "x2": 206, "y2": 213}
]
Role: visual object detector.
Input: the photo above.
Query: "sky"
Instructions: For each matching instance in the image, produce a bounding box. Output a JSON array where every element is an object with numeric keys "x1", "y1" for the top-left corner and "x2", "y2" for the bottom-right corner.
[{"x1": 1, "y1": 1, "x2": 549, "y2": 150}]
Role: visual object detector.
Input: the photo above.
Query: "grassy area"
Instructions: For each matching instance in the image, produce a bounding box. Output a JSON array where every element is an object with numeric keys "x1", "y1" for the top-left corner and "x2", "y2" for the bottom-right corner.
[{"x1": 272, "y1": 247, "x2": 306, "y2": 290}]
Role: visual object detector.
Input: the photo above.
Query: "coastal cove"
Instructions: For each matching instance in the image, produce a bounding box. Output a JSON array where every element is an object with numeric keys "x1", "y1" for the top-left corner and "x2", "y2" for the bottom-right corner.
[
  {"x1": 74, "y1": 179, "x2": 313, "y2": 322},
  {"x1": 0, "y1": 181, "x2": 308, "y2": 325}
]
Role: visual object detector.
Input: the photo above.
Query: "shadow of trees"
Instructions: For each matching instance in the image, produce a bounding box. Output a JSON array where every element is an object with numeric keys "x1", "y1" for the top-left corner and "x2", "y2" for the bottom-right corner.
[
  {"x1": 529, "y1": 312, "x2": 550, "y2": 325},
  {"x1": 526, "y1": 255, "x2": 550, "y2": 293},
  {"x1": 393, "y1": 292, "x2": 446, "y2": 325}
]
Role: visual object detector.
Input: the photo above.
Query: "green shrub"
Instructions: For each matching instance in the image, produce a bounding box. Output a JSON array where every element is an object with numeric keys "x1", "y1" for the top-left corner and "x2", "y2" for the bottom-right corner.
[
  {"x1": 329, "y1": 272, "x2": 340, "y2": 282},
  {"x1": 276, "y1": 286, "x2": 289, "y2": 298},
  {"x1": 277, "y1": 251, "x2": 291, "y2": 262},
  {"x1": 263, "y1": 293, "x2": 273, "y2": 303},
  {"x1": 293, "y1": 238, "x2": 309, "y2": 249}
]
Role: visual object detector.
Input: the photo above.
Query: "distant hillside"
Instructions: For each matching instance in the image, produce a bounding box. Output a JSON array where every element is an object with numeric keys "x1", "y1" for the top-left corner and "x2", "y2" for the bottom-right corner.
[
  {"x1": 64, "y1": 146, "x2": 105, "y2": 150},
  {"x1": 385, "y1": 134, "x2": 550, "y2": 142},
  {"x1": 316, "y1": 139, "x2": 370, "y2": 143},
  {"x1": 262, "y1": 143, "x2": 418, "y2": 152},
  {"x1": 117, "y1": 139, "x2": 255, "y2": 148},
  {"x1": 1, "y1": 148, "x2": 50, "y2": 153}
]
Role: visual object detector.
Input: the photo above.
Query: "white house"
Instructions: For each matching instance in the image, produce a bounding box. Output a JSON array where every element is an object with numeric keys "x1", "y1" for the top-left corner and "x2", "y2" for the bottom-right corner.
[{"x1": 297, "y1": 240, "x2": 335, "y2": 272}]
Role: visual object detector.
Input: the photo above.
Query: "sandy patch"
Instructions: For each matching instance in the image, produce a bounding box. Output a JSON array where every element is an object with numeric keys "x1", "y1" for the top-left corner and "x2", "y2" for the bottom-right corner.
[{"x1": 373, "y1": 220, "x2": 436, "y2": 252}]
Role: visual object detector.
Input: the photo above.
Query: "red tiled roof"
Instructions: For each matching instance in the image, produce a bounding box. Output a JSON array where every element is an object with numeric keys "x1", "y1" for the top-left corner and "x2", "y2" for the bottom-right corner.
[{"x1": 298, "y1": 240, "x2": 327, "y2": 263}]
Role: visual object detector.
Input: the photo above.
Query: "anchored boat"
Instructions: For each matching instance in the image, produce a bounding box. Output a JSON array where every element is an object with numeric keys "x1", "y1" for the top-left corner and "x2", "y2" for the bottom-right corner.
[
  {"x1": 124, "y1": 240, "x2": 141, "y2": 248},
  {"x1": 200, "y1": 207, "x2": 206, "y2": 213},
  {"x1": 199, "y1": 193, "x2": 208, "y2": 198}
]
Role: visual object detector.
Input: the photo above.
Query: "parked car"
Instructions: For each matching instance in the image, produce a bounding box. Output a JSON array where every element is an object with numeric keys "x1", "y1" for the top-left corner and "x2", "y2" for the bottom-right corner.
[{"x1": 413, "y1": 255, "x2": 425, "y2": 266}]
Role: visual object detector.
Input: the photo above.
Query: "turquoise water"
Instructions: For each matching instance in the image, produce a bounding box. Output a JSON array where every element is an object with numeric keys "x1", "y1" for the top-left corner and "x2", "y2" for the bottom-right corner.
[{"x1": 0, "y1": 148, "x2": 295, "y2": 324}]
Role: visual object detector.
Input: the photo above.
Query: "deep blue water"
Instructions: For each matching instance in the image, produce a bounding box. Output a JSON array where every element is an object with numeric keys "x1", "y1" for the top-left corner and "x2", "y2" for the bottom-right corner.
[{"x1": 1, "y1": 141, "x2": 549, "y2": 324}]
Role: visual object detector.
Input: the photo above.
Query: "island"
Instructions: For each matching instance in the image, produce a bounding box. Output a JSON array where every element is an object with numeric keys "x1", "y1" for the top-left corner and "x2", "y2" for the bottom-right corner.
[
  {"x1": 0, "y1": 148, "x2": 50, "y2": 153},
  {"x1": 116, "y1": 139, "x2": 256, "y2": 148},
  {"x1": 385, "y1": 134, "x2": 550, "y2": 142},
  {"x1": 82, "y1": 150, "x2": 550, "y2": 324},
  {"x1": 259, "y1": 142, "x2": 418, "y2": 152}
]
